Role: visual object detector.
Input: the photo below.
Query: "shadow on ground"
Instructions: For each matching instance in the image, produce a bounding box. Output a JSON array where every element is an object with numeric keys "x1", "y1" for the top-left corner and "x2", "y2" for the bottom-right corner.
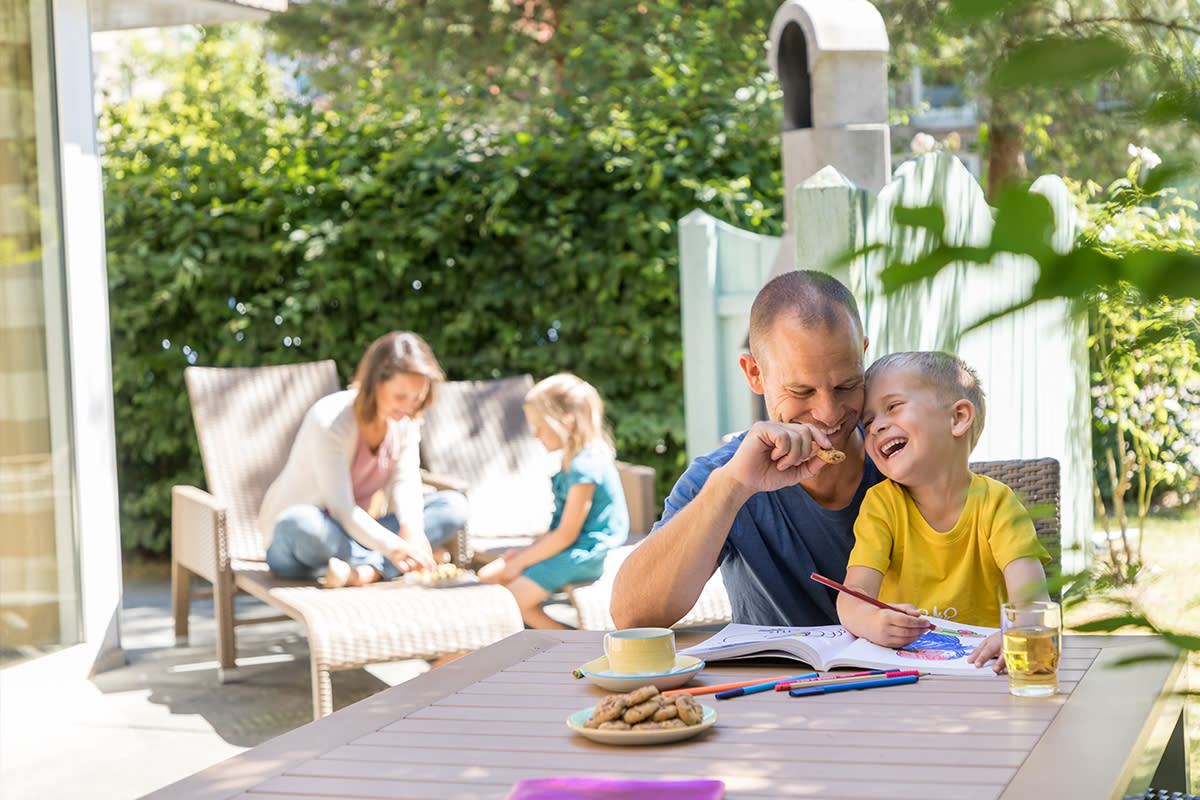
[{"x1": 105, "y1": 569, "x2": 422, "y2": 746}]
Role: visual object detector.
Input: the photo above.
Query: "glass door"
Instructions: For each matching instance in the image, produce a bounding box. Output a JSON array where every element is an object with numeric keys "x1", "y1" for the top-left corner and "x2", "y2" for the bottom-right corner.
[{"x1": 0, "y1": 0, "x2": 81, "y2": 668}]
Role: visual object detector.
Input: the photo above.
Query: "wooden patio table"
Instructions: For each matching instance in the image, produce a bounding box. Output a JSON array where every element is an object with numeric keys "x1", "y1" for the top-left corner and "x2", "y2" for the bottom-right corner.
[{"x1": 145, "y1": 629, "x2": 1185, "y2": 800}]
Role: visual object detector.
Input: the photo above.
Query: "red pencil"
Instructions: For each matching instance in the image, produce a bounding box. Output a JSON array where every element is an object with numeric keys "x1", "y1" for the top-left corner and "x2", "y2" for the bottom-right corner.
[
  {"x1": 806, "y1": 573, "x2": 955, "y2": 633},
  {"x1": 810, "y1": 572, "x2": 924, "y2": 617}
]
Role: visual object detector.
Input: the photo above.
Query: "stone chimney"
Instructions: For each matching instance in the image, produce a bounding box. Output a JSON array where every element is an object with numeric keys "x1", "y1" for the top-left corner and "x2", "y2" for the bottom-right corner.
[{"x1": 767, "y1": 0, "x2": 890, "y2": 278}]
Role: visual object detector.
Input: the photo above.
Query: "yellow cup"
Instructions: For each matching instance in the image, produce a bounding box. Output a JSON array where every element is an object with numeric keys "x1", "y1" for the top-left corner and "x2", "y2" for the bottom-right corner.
[{"x1": 603, "y1": 627, "x2": 676, "y2": 675}]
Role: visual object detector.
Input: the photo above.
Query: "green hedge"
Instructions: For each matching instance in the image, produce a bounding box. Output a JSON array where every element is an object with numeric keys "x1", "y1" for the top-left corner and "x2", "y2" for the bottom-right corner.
[{"x1": 101, "y1": 31, "x2": 783, "y2": 554}]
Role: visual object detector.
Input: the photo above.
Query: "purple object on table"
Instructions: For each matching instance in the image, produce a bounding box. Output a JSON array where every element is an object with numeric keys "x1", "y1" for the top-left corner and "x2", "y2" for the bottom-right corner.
[{"x1": 506, "y1": 776, "x2": 725, "y2": 800}]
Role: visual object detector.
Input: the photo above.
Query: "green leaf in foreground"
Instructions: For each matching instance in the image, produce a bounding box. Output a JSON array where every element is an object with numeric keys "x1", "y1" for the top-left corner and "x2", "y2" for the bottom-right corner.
[{"x1": 989, "y1": 35, "x2": 1133, "y2": 91}]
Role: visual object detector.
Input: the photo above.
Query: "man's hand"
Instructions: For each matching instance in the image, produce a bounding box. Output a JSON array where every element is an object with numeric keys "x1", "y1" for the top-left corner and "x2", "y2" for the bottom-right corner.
[{"x1": 722, "y1": 421, "x2": 835, "y2": 495}]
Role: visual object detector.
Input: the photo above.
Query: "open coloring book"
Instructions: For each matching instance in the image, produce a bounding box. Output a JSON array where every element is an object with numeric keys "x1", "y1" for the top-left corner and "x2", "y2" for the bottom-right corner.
[{"x1": 678, "y1": 621, "x2": 1001, "y2": 676}]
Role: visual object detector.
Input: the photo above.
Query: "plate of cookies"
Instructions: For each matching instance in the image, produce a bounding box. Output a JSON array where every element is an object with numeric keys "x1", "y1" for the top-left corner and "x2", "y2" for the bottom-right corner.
[
  {"x1": 567, "y1": 684, "x2": 717, "y2": 746},
  {"x1": 402, "y1": 563, "x2": 478, "y2": 587}
]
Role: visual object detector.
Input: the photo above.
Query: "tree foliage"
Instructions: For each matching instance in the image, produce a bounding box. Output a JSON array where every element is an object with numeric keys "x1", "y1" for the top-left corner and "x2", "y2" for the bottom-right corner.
[
  {"x1": 877, "y1": 0, "x2": 1200, "y2": 195},
  {"x1": 1079, "y1": 152, "x2": 1200, "y2": 583},
  {"x1": 101, "y1": 14, "x2": 783, "y2": 553}
]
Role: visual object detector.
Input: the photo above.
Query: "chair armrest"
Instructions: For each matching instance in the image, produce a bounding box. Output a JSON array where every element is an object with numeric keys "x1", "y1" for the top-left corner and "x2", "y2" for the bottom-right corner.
[
  {"x1": 616, "y1": 461, "x2": 657, "y2": 537},
  {"x1": 172, "y1": 484, "x2": 231, "y2": 584},
  {"x1": 419, "y1": 469, "x2": 469, "y2": 494}
]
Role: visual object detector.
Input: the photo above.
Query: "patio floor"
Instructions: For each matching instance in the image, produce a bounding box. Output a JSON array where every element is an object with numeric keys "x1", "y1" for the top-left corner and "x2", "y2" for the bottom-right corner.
[{"x1": 0, "y1": 563, "x2": 575, "y2": 799}]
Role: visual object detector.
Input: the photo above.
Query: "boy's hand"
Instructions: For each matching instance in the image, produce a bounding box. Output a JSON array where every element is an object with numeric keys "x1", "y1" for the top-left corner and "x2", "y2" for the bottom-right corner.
[
  {"x1": 864, "y1": 603, "x2": 933, "y2": 648},
  {"x1": 968, "y1": 631, "x2": 1006, "y2": 672}
]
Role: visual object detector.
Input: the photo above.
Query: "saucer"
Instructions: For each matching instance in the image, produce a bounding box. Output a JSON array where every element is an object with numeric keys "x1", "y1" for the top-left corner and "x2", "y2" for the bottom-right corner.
[
  {"x1": 566, "y1": 703, "x2": 717, "y2": 746},
  {"x1": 577, "y1": 654, "x2": 705, "y2": 692}
]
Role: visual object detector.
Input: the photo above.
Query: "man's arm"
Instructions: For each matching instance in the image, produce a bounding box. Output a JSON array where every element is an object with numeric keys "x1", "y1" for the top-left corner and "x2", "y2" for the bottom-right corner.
[{"x1": 611, "y1": 421, "x2": 833, "y2": 628}]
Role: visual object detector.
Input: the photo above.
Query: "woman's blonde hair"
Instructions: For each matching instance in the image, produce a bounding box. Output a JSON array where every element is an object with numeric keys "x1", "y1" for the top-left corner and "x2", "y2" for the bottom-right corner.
[
  {"x1": 351, "y1": 331, "x2": 445, "y2": 426},
  {"x1": 524, "y1": 373, "x2": 615, "y2": 469}
]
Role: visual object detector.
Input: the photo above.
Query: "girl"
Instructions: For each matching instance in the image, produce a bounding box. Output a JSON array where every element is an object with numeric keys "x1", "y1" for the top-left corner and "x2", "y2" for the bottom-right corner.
[
  {"x1": 259, "y1": 331, "x2": 468, "y2": 588},
  {"x1": 478, "y1": 373, "x2": 630, "y2": 628}
]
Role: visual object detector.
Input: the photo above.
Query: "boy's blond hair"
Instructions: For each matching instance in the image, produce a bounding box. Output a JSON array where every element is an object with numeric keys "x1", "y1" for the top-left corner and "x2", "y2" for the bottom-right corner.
[
  {"x1": 524, "y1": 373, "x2": 615, "y2": 469},
  {"x1": 866, "y1": 351, "x2": 987, "y2": 450}
]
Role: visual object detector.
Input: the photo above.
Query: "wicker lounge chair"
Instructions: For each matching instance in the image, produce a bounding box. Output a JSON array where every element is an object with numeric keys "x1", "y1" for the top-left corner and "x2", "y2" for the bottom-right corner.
[
  {"x1": 171, "y1": 360, "x2": 524, "y2": 719},
  {"x1": 565, "y1": 456, "x2": 1062, "y2": 630}
]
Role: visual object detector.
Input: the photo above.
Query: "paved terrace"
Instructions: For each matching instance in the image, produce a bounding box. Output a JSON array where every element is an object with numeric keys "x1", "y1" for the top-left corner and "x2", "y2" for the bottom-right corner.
[{"x1": 0, "y1": 564, "x2": 577, "y2": 799}]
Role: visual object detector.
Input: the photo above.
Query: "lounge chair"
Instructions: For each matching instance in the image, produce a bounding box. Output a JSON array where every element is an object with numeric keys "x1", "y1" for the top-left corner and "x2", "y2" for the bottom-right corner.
[{"x1": 171, "y1": 360, "x2": 524, "y2": 719}]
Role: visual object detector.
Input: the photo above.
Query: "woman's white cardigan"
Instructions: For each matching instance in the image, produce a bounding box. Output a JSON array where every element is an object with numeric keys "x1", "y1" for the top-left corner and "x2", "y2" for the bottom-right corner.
[{"x1": 257, "y1": 389, "x2": 425, "y2": 554}]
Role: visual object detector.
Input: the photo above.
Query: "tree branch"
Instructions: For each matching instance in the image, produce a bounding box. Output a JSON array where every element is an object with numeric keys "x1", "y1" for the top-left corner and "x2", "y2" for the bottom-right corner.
[{"x1": 1060, "y1": 14, "x2": 1200, "y2": 38}]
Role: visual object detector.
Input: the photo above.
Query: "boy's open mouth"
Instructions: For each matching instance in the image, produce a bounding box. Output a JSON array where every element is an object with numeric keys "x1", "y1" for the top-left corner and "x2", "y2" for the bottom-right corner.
[{"x1": 879, "y1": 437, "x2": 908, "y2": 459}]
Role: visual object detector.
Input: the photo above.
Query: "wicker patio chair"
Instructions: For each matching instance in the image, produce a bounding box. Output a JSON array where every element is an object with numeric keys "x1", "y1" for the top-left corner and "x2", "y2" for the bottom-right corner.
[
  {"x1": 564, "y1": 456, "x2": 1062, "y2": 630},
  {"x1": 171, "y1": 360, "x2": 524, "y2": 719}
]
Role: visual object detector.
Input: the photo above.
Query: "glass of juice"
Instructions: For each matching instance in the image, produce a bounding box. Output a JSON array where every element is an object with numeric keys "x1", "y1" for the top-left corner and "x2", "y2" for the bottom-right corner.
[{"x1": 1000, "y1": 601, "x2": 1062, "y2": 697}]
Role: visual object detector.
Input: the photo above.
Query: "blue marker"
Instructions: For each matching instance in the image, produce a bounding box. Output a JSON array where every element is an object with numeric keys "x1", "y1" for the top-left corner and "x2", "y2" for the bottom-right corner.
[
  {"x1": 788, "y1": 673, "x2": 919, "y2": 697},
  {"x1": 714, "y1": 673, "x2": 818, "y2": 699}
]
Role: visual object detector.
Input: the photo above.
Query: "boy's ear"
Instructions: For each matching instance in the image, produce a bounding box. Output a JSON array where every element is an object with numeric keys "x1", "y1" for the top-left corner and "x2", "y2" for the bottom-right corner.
[{"x1": 949, "y1": 400, "x2": 975, "y2": 438}]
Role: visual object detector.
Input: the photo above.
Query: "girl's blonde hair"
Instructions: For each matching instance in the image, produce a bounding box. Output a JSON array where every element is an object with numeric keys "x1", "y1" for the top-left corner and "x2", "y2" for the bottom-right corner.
[{"x1": 524, "y1": 373, "x2": 615, "y2": 469}]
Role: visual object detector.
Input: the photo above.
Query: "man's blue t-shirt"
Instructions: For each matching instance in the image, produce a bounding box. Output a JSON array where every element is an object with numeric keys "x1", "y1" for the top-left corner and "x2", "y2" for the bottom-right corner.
[{"x1": 653, "y1": 432, "x2": 885, "y2": 626}]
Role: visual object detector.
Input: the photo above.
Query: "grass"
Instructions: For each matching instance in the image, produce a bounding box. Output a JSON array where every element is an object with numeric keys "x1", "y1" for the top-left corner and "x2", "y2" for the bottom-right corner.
[{"x1": 1064, "y1": 508, "x2": 1200, "y2": 792}]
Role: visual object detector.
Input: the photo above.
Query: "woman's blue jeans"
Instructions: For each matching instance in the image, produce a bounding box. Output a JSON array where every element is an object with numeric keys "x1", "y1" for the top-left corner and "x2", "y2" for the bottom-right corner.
[{"x1": 264, "y1": 490, "x2": 468, "y2": 581}]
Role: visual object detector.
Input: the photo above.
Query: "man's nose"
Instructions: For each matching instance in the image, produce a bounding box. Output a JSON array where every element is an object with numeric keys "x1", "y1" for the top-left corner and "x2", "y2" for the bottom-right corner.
[{"x1": 810, "y1": 393, "x2": 839, "y2": 427}]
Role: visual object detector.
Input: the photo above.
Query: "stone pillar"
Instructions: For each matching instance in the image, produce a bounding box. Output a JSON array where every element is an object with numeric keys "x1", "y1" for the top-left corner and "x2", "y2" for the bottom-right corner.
[{"x1": 767, "y1": 0, "x2": 890, "y2": 278}]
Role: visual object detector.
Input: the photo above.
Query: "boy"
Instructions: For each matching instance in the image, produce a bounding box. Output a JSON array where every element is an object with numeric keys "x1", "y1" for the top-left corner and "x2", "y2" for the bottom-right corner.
[{"x1": 837, "y1": 351, "x2": 1051, "y2": 670}]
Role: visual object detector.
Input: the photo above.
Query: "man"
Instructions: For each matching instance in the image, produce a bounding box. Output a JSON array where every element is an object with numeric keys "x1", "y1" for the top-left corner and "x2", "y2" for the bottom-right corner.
[{"x1": 611, "y1": 270, "x2": 884, "y2": 627}]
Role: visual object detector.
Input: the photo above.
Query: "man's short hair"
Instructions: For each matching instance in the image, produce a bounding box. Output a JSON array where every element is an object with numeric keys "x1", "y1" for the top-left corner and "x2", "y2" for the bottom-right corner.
[
  {"x1": 866, "y1": 351, "x2": 987, "y2": 450},
  {"x1": 748, "y1": 270, "x2": 864, "y2": 359}
]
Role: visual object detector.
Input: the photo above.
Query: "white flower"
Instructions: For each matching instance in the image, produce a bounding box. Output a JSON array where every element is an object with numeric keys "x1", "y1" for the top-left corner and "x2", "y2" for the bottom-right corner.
[
  {"x1": 1128, "y1": 144, "x2": 1162, "y2": 170},
  {"x1": 1167, "y1": 217, "x2": 1182, "y2": 232},
  {"x1": 1099, "y1": 224, "x2": 1115, "y2": 242},
  {"x1": 911, "y1": 132, "x2": 936, "y2": 154}
]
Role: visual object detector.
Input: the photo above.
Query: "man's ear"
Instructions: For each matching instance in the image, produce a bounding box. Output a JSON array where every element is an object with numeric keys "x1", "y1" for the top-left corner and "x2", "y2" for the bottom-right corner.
[
  {"x1": 950, "y1": 399, "x2": 975, "y2": 438},
  {"x1": 739, "y1": 352, "x2": 765, "y2": 395}
]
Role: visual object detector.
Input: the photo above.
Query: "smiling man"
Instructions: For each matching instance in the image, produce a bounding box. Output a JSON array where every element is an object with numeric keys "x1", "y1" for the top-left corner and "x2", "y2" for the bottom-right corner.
[{"x1": 611, "y1": 270, "x2": 885, "y2": 627}]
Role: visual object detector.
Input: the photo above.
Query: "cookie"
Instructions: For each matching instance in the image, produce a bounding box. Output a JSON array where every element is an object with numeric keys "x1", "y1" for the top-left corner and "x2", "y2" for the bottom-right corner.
[
  {"x1": 658, "y1": 718, "x2": 689, "y2": 729},
  {"x1": 652, "y1": 703, "x2": 679, "y2": 722},
  {"x1": 622, "y1": 698, "x2": 662, "y2": 724},
  {"x1": 631, "y1": 720, "x2": 664, "y2": 730},
  {"x1": 592, "y1": 694, "x2": 628, "y2": 722},
  {"x1": 624, "y1": 685, "x2": 660, "y2": 705},
  {"x1": 815, "y1": 448, "x2": 845, "y2": 464},
  {"x1": 599, "y1": 719, "x2": 632, "y2": 731},
  {"x1": 674, "y1": 693, "x2": 705, "y2": 725}
]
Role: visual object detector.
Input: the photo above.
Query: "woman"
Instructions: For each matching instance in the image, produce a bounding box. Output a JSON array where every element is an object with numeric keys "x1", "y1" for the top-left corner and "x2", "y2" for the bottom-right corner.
[{"x1": 259, "y1": 331, "x2": 467, "y2": 587}]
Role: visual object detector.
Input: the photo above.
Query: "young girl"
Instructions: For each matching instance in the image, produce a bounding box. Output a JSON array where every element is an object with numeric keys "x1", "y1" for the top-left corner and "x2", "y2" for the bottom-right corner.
[{"x1": 477, "y1": 373, "x2": 630, "y2": 628}]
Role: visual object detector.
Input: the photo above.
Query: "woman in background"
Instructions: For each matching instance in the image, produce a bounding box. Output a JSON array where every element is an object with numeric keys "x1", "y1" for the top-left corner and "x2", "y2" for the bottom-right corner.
[{"x1": 259, "y1": 331, "x2": 467, "y2": 587}]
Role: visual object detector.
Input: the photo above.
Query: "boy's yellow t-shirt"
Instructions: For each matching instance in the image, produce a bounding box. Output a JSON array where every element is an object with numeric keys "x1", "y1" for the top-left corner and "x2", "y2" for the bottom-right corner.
[{"x1": 847, "y1": 473, "x2": 1051, "y2": 627}]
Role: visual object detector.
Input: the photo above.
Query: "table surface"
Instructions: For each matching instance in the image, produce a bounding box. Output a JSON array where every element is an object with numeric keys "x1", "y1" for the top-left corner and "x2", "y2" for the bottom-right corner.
[{"x1": 147, "y1": 629, "x2": 1185, "y2": 800}]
